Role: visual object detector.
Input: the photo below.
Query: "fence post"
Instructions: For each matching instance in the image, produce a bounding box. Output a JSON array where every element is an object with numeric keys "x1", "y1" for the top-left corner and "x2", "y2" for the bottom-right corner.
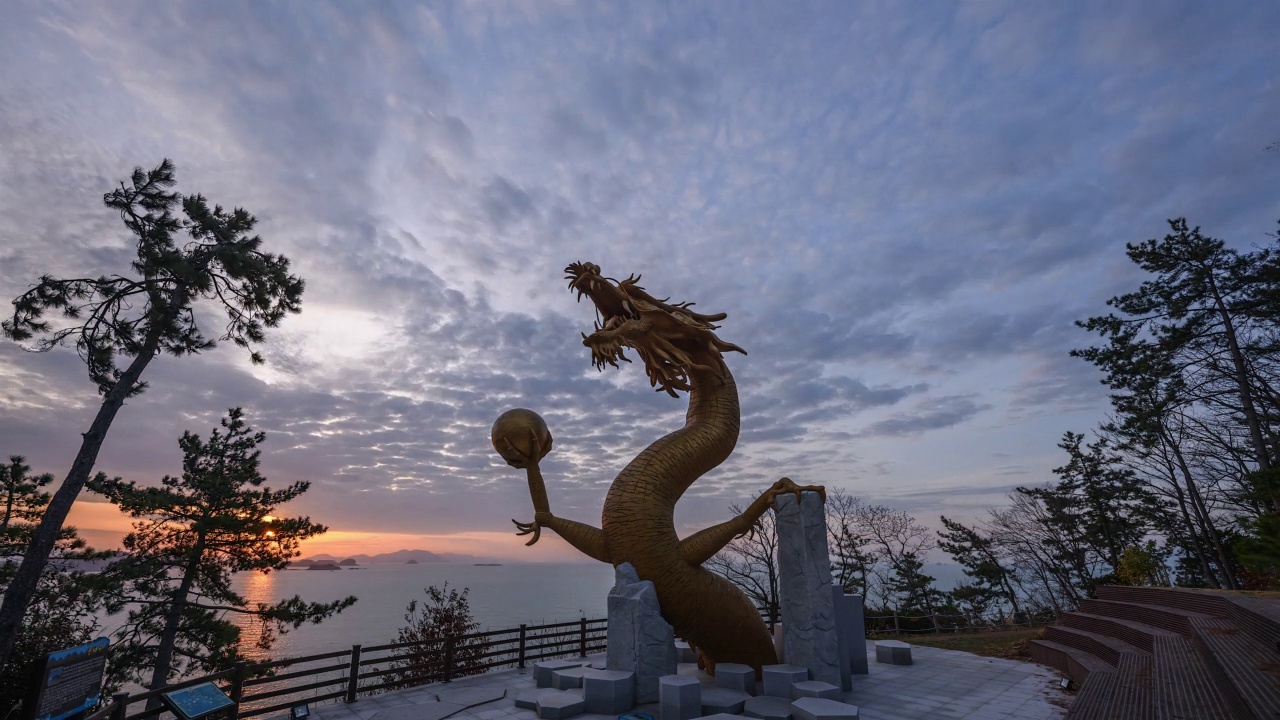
[
  {"x1": 109, "y1": 693, "x2": 129, "y2": 720},
  {"x1": 518, "y1": 624, "x2": 527, "y2": 669},
  {"x1": 579, "y1": 618, "x2": 587, "y2": 658},
  {"x1": 443, "y1": 636, "x2": 455, "y2": 683},
  {"x1": 931, "y1": 613, "x2": 941, "y2": 634},
  {"x1": 998, "y1": 607, "x2": 1006, "y2": 628},
  {"x1": 893, "y1": 611, "x2": 900, "y2": 635},
  {"x1": 346, "y1": 644, "x2": 362, "y2": 703},
  {"x1": 227, "y1": 661, "x2": 248, "y2": 720}
]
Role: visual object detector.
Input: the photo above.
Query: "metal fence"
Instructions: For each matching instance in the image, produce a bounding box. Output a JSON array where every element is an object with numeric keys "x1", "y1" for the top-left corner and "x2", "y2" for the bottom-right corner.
[
  {"x1": 84, "y1": 618, "x2": 607, "y2": 720},
  {"x1": 82, "y1": 605, "x2": 1051, "y2": 720},
  {"x1": 864, "y1": 610, "x2": 1052, "y2": 636}
]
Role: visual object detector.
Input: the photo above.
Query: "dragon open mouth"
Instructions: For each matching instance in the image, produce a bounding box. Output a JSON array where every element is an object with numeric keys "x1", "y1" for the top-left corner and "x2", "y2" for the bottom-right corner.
[{"x1": 565, "y1": 261, "x2": 746, "y2": 396}]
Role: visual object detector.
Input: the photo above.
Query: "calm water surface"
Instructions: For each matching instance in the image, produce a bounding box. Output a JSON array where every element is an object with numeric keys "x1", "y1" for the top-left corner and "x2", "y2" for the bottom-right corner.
[{"x1": 229, "y1": 563, "x2": 615, "y2": 661}]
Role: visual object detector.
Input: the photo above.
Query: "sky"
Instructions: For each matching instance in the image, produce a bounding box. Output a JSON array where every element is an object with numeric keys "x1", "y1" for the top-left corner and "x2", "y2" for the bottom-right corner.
[{"x1": 1, "y1": 1, "x2": 1277, "y2": 562}]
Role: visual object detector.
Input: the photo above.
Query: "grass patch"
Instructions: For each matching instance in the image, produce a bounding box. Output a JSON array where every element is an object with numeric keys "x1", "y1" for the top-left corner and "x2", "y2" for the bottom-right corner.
[{"x1": 870, "y1": 627, "x2": 1045, "y2": 661}]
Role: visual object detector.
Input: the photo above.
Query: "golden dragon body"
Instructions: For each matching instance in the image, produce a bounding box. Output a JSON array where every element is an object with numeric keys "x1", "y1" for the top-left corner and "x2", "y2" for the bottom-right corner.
[{"x1": 503, "y1": 263, "x2": 822, "y2": 672}]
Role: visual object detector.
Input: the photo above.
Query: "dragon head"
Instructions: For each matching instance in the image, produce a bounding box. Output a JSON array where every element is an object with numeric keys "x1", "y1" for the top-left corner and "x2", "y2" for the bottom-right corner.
[{"x1": 565, "y1": 261, "x2": 746, "y2": 396}]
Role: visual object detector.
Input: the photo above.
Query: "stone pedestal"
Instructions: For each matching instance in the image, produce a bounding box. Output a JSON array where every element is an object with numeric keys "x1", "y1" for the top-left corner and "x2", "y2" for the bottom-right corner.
[
  {"x1": 761, "y1": 665, "x2": 808, "y2": 698},
  {"x1": 700, "y1": 688, "x2": 749, "y2": 715},
  {"x1": 874, "y1": 640, "x2": 912, "y2": 665},
  {"x1": 607, "y1": 562, "x2": 677, "y2": 703},
  {"x1": 536, "y1": 689, "x2": 586, "y2": 720},
  {"x1": 660, "y1": 674, "x2": 701, "y2": 720},
  {"x1": 791, "y1": 697, "x2": 859, "y2": 720},
  {"x1": 791, "y1": 681, "x2": 839, "y2": 700},
  {"x1": 714, "y1": 663, "x2": 756, "y2": 695},
  {"x1": 535, "y1": 660, "x2": 582, "y2": 688},
  {"x1": 583, "y1": 669, "x2": 635, "y2": 714},
  {"x1": 550, "y1": 666, "x2": 586, "y2": 689},
  {"x1": 774, "y1": 492, "x2": 841, "y2": 688},
  {"x1": 743, "y1": 696, "x2": 792, "y2": 720},
  {"x1": 675, "y1": 639, "x2": 697, "y2": 664}
]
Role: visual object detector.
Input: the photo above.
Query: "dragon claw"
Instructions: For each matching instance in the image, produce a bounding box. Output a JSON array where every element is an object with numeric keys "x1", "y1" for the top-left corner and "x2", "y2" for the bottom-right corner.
[
  {"x1": 512, "y1": 517, "x2": 542, "y2": 546},
  {"x1": 766, "y1": 477, "x2": 826, "y2": 505}
]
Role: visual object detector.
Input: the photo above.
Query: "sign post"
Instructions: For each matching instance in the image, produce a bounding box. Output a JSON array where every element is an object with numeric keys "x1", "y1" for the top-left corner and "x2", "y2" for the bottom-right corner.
[
  {"x1": 24, "y1": 637, "x2": 110, "y2": 720},
  {"x1": 160, "y1": 683, "x2": 235, "y2": 720}
]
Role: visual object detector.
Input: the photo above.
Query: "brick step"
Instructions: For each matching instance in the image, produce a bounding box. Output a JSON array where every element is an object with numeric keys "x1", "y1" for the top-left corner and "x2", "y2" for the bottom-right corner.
[
  {"x1": 1045, "y1": 625, "x2": 1149, "y2": 666},
  {"x1": 1152, "y1": 635, "x2": 1235, "y2": 720},
  {"x1": 1059, "y1": 611, "x2": 1180, "y2": 652},
  {"x1": 1078, "y1": 598, "x2": 1213, "y2": 636},
  {"x1": 1064, "y1": 668, "x2": 1118, "y2": 720},
  {"x1": 1096, "y1": 585, "x2": 1230, "y2": 617},
  {"x1": 1191, "y1": 616, "x2": 1280, "y2": 720},
  {"x1": 1029, "y1": 638, "x2": 1114, "y2": 684}
]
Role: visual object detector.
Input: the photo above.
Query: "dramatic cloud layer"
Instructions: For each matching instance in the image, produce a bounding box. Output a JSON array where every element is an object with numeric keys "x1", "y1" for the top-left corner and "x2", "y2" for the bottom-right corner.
[{"x1": 2, "y1": 1, "x2": 1277, "y2": 559}]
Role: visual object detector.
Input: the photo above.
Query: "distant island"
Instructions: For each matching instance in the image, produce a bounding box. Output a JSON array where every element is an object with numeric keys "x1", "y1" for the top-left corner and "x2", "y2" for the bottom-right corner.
[
  {"x1": 474, "y1": 563, "x2": 502, "y2": 566},
  {"x1": 307, "y1": 562, "x2": 341, "y2": 571},
  {"x1": 299, "y1": 549, "x2": 449, "y2": 565},
  {"x1": 287, "y1": 549, "x2": 512, "y2": 567}
]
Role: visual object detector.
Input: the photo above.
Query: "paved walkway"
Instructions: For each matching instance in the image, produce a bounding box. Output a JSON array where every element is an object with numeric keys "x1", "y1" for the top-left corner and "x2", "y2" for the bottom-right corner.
[{"x1": 311, "y1": 644, "x2": 1070, "y2": 720}]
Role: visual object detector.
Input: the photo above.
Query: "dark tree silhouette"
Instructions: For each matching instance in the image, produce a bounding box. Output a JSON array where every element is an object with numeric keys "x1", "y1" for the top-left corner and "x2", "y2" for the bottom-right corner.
[
  {"x1": 0, "y1": 159, "x2": 305, "y2": 669},
  {"x1": 97, "y1": 409, "x2": 354, "y2": 696}
]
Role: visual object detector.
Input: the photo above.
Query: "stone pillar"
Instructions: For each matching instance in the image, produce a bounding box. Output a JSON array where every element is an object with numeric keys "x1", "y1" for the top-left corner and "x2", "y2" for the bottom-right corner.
[
  {"x1": 848, "y1": 594, "x2": 868, "y2": 676},
  {"x1": 831, "y1": 589, "x2": 851, "y2": 691},
  {"x1": 831, "y1": 591, "x2": 868, "y2": 689},
  {"x1": 774, "y1": 491, "x2": 841, "y2": 687},
  {"x1": 607, "y1": 562, "x2": 677, "y2": 703}
]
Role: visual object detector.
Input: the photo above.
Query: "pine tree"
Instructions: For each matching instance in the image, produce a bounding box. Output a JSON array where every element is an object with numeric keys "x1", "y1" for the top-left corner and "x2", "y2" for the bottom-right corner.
[
  {"x1": 95, "y1": 409, "x2": 354, "y2": 694},
  {"x1": 1050, "y1": 432, "x2": 1157, "y2": 571},
  {"x1": 0, "y1": 457, "x2": 114, "y2": 713},
  {"x1": 937, "y1": 516, "x2": 1023, "y2": 621},
  {"x1": 1075, "y1": 218, "x2": 1279, "y2": 492},
  {"x1": 886, "y1": 551, "x2": 942, "y2": 616},
  {"x1": 1235, "y1": 468, "x2": 1280, "y2": 589},
  {"x1": 0, "y1": 160, "x2": 305, "y2": 668}
]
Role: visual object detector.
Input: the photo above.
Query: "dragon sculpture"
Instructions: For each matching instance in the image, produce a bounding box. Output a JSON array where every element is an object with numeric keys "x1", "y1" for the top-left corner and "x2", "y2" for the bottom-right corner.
[{"x1": 496, "y1": 262, "x2": 824, "y2": 672}]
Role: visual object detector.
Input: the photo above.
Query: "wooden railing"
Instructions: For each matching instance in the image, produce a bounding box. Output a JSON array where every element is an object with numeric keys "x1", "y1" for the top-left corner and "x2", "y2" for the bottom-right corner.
[{"x1": 105, "y1": 618, "x2": 607, "y2": 720}]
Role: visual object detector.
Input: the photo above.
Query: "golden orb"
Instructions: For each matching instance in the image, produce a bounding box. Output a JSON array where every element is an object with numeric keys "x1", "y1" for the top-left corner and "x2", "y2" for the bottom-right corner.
[{"x1": 491, "y1": 408, "x2": 553, "y2": 467}]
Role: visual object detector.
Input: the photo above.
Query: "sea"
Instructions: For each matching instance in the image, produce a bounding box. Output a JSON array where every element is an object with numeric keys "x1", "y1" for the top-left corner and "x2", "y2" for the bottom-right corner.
[
  {"x1": 96, "y1": 559, "x2": 968, "y2": 665},
  {"x1": 225, "y1": 562, "x2": 616, "y2": 662}
]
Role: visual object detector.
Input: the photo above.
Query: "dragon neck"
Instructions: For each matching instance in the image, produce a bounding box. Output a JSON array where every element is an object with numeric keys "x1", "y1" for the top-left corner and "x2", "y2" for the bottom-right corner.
[
  {"x1": 667, "y1": 366, "x2": 741, "y2": 500},
  {"x1": 606, "y1": 365, "x2": 741, "y2": 516}
]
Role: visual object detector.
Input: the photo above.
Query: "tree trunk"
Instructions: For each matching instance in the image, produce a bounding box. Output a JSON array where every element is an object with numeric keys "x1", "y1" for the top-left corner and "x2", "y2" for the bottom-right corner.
[
  {"x1": 1168, "y1": 465, "x2": 1220, "y2": 587},
  {"x1": 1168, "y1": 435, "x2": 1237, "y2": 589},
  {"x1": 1208, "y1": 274, "x2": 1273, "y2": 474},
  {"x1": 1156, "y1": 426, "x2": 1221, "y2": 587},
  {"x1": 0, "y1": 335, "x2": 161, "y2": 669},
  {"x1": 147, "y1": 539, "x2": 205, "y2": 706},
  {"x1": 2, "y1": 491, "x2": 13, "y2": 531}
]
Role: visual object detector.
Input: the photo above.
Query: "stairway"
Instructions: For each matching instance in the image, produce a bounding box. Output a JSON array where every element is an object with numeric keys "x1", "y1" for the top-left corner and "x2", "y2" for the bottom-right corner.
[{"x1": 1029, "y1": 586, "x2": 1280, "y2": 719}]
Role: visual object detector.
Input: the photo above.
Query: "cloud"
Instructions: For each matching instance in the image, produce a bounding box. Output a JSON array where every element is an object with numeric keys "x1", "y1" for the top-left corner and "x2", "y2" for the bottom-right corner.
[
  {"x1": 480, "y1": 176, "x2": 538, "y2": 230},
  {"x1": 857, "y1": 396, "x2": 992, "y2": 438},
  {"x1": 1, "y1": 0, "x2": 1277, "y2": 548}
]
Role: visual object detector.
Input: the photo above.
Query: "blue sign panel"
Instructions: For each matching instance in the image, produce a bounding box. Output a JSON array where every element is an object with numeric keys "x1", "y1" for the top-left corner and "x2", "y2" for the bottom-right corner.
[
  {"x1": 161, "y1": 682, "x2": 235, "y2": 720},
  {"x1": 32, "y1": 637, "x2": 110, "y2": 720}
]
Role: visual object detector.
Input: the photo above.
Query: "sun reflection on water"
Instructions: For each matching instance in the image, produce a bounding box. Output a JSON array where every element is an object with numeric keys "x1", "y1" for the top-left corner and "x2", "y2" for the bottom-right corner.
[{"x1": 233, "y1": 570, "x2": 277, "y2": 661}]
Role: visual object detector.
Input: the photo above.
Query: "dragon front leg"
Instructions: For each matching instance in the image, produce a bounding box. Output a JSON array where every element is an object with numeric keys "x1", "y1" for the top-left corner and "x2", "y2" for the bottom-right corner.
[
  {"x1": 506, "y1": 432, "x2": 611, "y2": 564},
  {"x1": 519, "y1": 512, "x2": 612, "y2": 564},
  {"x1": 679, "y1": 477, "x2": 826, "y2": 566}
]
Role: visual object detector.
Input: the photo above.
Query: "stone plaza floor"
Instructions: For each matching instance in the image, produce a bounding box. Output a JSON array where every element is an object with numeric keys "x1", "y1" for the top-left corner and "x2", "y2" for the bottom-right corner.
[{"x1": 309, "y1": 644, "x2": 1071, "y2": 720}]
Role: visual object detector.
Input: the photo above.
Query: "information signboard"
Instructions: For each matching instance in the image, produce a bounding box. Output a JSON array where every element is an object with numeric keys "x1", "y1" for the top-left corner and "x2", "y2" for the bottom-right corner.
[
  {"x1": 27, "y1": 637, "x2": 110, "y2": 720},
  {"x1": 160, "y1": 682, "x2": 235, "y2": 720}
]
